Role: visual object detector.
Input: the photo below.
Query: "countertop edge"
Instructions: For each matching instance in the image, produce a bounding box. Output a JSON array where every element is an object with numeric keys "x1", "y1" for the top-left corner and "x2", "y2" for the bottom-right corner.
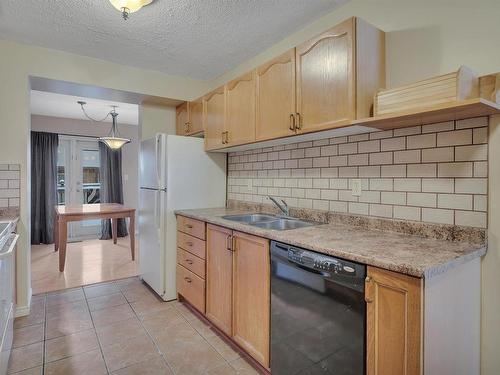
[{"x1": 175, "y1": 209, "x2": 486, "y2": 279}]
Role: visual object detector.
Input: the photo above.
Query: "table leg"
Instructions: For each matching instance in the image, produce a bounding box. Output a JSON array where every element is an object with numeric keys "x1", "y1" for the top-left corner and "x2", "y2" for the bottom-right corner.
[
  {"x1": 129, "y1": 213, "x2": 135, "y2": 260},
  {"x1": 112, "y1": 218, "x2": 118, "y2": 245},
  {"x1": 58, "y1": 219, "x2": 67, "y2": 272},
  {"x1": 54, "y1": 214, "x2": 59, "y2": 252}
]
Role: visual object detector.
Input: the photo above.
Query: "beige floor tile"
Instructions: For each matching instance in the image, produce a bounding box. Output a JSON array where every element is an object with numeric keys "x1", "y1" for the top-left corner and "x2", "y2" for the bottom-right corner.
[
  {"x1": 45, "y1": 329, "x2": 99, "y2": 363},
  {"x1": 7, "y1": 342, "x2": 43, "y2": 374},
  {"x1": 87, "y1": 292, "x2": 127, "y2": 312},
  {"x1": 14, "y1": 301, "x2": 45, "y2": 329},
  {"x1": 188, "y1": 318, "x2": 218, "y2": 339},
  {"x1": 130, "y1": 297, "x2": 175, "y2": 318},
  {"x1": 44, "y1": 349, "x2": 107, "y2": 375},
  {"x1": 141, "y1": 308, "x2": 185, "y2": 338},
  {"x1": 46, "y1": 300, "x2": 89, "y2": 319},
  {"x1": 84, "y1": 282, "x2": 122, "y2": 299},
  {"x1": 46, "y1": 288, "x2": 85, "y2": 307},
  {"x1": 175, "y1": 302, "x2": 201, "y2": 322},
  {"x1": 12, "y1": 324, "x2": 44, "y2": 348},
  {"x1": 122, "y1": 284, "x2": 158, "y2": 303},
  {"x1": 162, "y1": 337, "x2": 225, "y2": 375},
  {"x1": 207, "y1": 334, "x2": 241, "y2": 362},
  {"x1": 206, "y1": 362, "x2": 239, "y2": 375},
  {"x1": 7, "y1": 366, "x2": 43, "y2": 375},
  {"x1": 114, "y1": 277, "x2": 144, "y2": 291},
  {"x1": 110, "y1": 355, "x2": 173, "y2": 375},
  {"x1": 229, "y1": 358, "x2": 262, "y2": 375},
  {"x1": 91, "y1": 303, "x2": 136, "y2": 328},
  {"x1": 31, "y1": 237, "x2": 139, "y2": 295},
  {"x1": 95, "y1": 317, "x2": 145, "y2": 347},
  {"x1": 45, "y1": 313, "x2": 93, "y2": 339},
  {"x1": 153, "y1": 321, "x2": 204, "y2": 354},
  {"x1": 101, "y1": 331, "x2": 160, "y2": 372}
]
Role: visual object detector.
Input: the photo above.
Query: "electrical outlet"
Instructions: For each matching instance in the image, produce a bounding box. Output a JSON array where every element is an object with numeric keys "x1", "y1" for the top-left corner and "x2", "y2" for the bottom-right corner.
[{"x1": 351, "y1": 179, "x2": 362, "y2": 196}]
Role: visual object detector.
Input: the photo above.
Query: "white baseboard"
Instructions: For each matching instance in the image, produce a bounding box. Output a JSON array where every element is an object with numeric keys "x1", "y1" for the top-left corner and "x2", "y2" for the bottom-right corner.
[{"x1": 15, "y1": 289, "x2": 31, "y2": 317}]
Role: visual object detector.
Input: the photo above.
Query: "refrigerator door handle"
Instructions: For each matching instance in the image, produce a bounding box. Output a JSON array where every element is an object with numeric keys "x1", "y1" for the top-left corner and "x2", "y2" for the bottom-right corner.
[
  {"x1": 155, "y1": 134, "x2": 161, "y2": 189},
  {"x1": 154, "y1": 190, "x2": 159, "y2": 229}
]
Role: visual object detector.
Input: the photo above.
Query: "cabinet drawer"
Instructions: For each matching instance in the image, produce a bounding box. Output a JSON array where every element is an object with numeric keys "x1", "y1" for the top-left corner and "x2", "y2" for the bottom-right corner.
[
  {"x1": 177, "y1": 248, "x2": 205, "y2": 279},
  {"x1": 177, "y1": 231, "x2": 206, "y2": 259},
  {"x1": 177, "y1": 264, "x2": 205, "y2": 313},
  {"x1": 177, "y1": 216, "x2": 206, "y2": 240}
]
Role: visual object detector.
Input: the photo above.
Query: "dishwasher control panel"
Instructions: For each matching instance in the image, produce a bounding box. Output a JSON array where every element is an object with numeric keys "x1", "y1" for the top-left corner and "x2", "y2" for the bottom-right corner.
[{"x1": 287, "y1": 247, "x2": 359, "y2": 276}]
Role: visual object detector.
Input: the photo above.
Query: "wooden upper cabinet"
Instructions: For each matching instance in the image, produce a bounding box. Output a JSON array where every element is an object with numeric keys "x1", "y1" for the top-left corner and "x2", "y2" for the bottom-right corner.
[
  {"x1": 203, "y1": 86, "x2": 226, "y2": 150},
  {"x1": 176, "y1": 102, "x2": 189, "y2": 135},
  {"x1": 188, "y1": 98, "x2": 203, "y2": 135},
  {"x1": 206, "y1": 224, "x2": 233, "y2": 336},
  {"x1": 232, "y1": 231, "x2": 270, "y2": 368},
  {"x1": 366, "y1": 266, "x2": 422, "y2": 375},
  {"x1": 295, "y1": 17, "x2": 385, "y2": 134},
  {"x1": 296, "y1": 18, "x2": 355, "y2": 133},
  {"x1": 256, "y1": 49, "x2": 297, "y2": 141},
  {"x1": 225, "y1": 71, "x2": 256, "y2": 146}
]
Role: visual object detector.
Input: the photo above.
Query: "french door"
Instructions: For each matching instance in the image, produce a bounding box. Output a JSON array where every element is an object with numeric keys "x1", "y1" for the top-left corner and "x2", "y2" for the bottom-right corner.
[{"x1": 57, "y1": 136, "x2": 102, "y2": 240}]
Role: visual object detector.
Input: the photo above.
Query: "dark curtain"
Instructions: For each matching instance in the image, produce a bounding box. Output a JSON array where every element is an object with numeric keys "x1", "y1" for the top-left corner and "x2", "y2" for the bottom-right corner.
[
  {"x1": 31, "y1": 132, "x2": 58, "y2": 244},
  {"x1": 99, "y1": 142, "x2": 128, "y2": 239}
]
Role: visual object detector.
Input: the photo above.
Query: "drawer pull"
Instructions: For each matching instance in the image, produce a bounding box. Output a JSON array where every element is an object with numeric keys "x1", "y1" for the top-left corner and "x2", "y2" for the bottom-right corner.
[
  {"x1": 185, "y1": 259, "x2": 193, "y2": 265},
  {"x1": 184, "y1": 277, "x2": 192, "y2": 283},
  {"x1": 185, "y1": 224, "x2": 193, "y2": 229},
  {"x1": 185, "y1": 241, "x2": 193, "y2": 247}
]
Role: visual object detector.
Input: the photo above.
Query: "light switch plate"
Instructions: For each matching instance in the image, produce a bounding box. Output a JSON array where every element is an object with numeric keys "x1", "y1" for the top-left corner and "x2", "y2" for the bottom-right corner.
[{"x1": 351, "y1": 179, "x2": 362, "y2": 196}]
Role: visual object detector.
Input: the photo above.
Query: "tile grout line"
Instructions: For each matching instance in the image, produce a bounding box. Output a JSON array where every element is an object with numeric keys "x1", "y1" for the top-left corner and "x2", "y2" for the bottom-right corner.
[{"x1": 82, "y1": 286, "x2": 111, "y2": 375}]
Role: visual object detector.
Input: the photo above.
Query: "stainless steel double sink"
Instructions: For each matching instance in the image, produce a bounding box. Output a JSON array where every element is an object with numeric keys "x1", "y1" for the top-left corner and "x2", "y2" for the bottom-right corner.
[{"x1": 221, "y1": 213, "x2": 317, "y2": 231}]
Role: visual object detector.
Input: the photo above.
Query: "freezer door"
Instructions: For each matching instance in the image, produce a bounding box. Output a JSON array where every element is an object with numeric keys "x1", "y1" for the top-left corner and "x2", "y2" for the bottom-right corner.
[
  {"x1": 140, "y1": 134, "x2": 166, "y2": 189},
  {"x1": 139, "y1": 188, "x2": 165, "y2": 297}
]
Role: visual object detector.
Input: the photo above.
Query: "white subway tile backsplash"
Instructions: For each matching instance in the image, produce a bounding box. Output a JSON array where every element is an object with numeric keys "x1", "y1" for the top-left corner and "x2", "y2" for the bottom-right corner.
[
  {"x1": 227, "y1": 117, "x2": 489, "y2": 228},
  {"x1": 0, "y1": 163, "x2": 20, "y2": 208}
]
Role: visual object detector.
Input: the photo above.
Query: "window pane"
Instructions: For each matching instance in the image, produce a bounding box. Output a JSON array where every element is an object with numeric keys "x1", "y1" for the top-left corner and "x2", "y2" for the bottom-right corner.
[
  {"x1": 57, "y1": 146, "x2": 66, "y2": 205},
  {"x1": 81, "y1": 150, "x2": 100, "y2": 204}
]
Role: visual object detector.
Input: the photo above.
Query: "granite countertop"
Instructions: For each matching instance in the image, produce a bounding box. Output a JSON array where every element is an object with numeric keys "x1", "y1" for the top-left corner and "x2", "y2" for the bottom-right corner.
[{"x1": 175, "y1": 207, "x2": 487, "y2": 279}]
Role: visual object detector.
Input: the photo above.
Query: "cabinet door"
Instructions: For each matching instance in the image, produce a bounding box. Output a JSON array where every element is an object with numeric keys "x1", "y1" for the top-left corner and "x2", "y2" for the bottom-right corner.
[
  {"x1": 188, "y1": 98, "x2": 203, "y2": 135},
  {"x1": 176, "y1": 102, "x2": 189, "y2": 135},
  {"x1": 366, "y1": 266, "x2": 422, "y2": 375},
  {"x1": 232, "y1": 231, "x2": 270, "y2": 368},
  {"x1": 206, "y1": 224, "x2": 233, "y2": 335},
  {"x1": 295, "y1": 17, "x2": 355, "y2": 133},
  {"x1": 203, "y1": 86, "x2": 226, "y2": 150},
  {"x1": 225, "y1": 71, "x2": 256, "y2": 146},
  {"x1": 256, "y1": 49, "x2": 296, "y2": 141}
]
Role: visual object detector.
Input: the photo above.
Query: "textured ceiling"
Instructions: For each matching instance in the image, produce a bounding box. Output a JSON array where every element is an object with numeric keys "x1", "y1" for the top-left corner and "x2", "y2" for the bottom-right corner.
[
  {"x1": 0, "y1": 0, "x2": 348, "y2": 80},
  {"x1": 31, "y1": 90, "x2": 139, "y2": 125}
]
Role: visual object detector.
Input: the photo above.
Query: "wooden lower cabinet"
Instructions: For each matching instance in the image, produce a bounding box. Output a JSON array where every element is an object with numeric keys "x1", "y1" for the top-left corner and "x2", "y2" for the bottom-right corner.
[
  {"x1": 206, "y1": 224, "x2": 233, "y2": 335},
  {"x1": 365, "y1": 266, "x2": 422, "y2": 375},
  {"x1": 232, "y1": 231, "x2": 270, "y2": 368}
]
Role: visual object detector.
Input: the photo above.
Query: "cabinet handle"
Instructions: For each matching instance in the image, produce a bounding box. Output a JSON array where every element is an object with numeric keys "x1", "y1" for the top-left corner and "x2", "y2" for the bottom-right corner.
[
  {"x1": 226, "y1": 234, "x2": 232, "y2": 251},
  {"x1": 185, "y1": 259, "x2": 193, "y2": 265},
  {"x1": 232, "y1": 235, "x2": 236, "y2": 252},
  {"x1": 289, "y1": 113, "x2": 296, "y2": 131},
  {"x1": 185, "y1": 224, "x2": 193, "y2": 229},
  {"x1": 224, "y1": 131, "x2": 229, "y2": 144},
  {"x1": 221, "y1": 132, "x2": 225, "y2": 144},
  {"x1": 184, "y1": 277, "x2": 192, "y2": 283},
  {"x1": 295, "y1": 112, "x2": 302, "y2": 130},
  {"x1": 184, "y1": 122, "x2": 190, "y2": 133},
  {"x1": 365, "y1": 276, "x2": 374, "y2": 303},
  {"x1": 186, "y1": 241, "x2": 193, "y2": 247}
]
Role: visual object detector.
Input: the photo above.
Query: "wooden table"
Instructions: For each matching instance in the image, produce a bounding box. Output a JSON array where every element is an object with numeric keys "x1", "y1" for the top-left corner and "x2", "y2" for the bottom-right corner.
[{"x1": 54, "y1": 204, "x2": 136, "y2": 272}]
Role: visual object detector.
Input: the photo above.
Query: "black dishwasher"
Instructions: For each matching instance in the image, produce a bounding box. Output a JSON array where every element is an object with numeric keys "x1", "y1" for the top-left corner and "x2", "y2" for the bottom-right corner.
[{"x1": 270, "y1": 241, "x2": 366, "y2": 375}]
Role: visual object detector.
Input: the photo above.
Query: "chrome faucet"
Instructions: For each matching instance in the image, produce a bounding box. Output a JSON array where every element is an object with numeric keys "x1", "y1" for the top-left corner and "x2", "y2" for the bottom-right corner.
[{"x1": 268, "y1": 196, "x2": 290, "y2": 217}]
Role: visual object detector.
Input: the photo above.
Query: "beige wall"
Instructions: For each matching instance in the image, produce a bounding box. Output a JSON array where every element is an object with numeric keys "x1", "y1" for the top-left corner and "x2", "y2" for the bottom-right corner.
[
  {"x1": 140, "y1": 104, "x2": 176, "y2": 140},
  {"x1": 207, "y1": 0, "x2": 500, "y2": 91},
  {"x1": 0, "y1": 39, "x2": 208, "y2": 315},
  {"x1": 30, "y1": 115, "x2": 139, "y2": 210}
]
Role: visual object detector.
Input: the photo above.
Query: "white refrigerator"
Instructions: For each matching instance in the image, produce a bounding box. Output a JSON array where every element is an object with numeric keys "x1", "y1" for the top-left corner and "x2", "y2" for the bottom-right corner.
[{"x1": 139, "y1": 134, "x2": 226, "y2": 301}]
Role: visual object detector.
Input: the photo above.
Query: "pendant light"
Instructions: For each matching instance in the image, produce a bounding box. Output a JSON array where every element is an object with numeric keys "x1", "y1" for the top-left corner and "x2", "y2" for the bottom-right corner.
[
  {"x1": 78, "y1": 101, "x2": 131, "y2": 150},
  {"x1": 109, "y1": 0, "x2": 153, "y2": 20}
]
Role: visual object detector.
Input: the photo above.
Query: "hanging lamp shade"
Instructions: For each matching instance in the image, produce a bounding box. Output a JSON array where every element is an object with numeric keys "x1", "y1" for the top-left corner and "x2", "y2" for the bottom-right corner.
[
  {"x1": 109, "y1": 0, "x2": 153, "y2": 19},
  {"x1": 98, "y1": 111, "x2": 131, "y2": 150}
]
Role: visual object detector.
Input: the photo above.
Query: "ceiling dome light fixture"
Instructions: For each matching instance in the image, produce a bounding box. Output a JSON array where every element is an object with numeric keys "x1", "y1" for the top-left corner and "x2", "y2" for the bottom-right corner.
[
  {"x1": 109, "y1": 0, "x2": 153, "y2": 20},
  {"x1": 78, "y1": 101, "x2": 131, "y2": 150}
]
